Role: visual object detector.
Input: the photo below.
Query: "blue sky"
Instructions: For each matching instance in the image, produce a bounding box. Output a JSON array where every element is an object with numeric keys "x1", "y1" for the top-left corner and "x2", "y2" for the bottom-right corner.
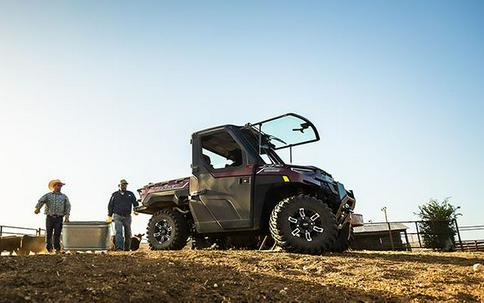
[{"x1": 0, "y1": 1, "x2": 483, "y2": 239}]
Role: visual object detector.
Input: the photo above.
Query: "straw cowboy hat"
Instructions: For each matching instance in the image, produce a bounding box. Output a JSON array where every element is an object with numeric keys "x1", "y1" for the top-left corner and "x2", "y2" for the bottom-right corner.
[{"x1": 48, "y1": 179, "x2": 65, "y2": 191}]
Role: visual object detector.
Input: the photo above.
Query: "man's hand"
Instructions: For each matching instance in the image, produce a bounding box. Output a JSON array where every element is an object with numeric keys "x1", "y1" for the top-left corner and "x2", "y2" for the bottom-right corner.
[
  {"x1": 106, "y1": 216, "x2": 113, "y2": 223},
  {"x1": 34, "y1": 208, "x2": 40, "y2": 214},
  {"x1": 64, "y1": 215, "x2": 70, "y2": 223}
]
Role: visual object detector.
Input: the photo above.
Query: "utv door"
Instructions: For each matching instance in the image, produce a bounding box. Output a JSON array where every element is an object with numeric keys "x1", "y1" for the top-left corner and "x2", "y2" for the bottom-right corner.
[{"x1": 190, "y1": 127, "x2": 255, "y2": 233}]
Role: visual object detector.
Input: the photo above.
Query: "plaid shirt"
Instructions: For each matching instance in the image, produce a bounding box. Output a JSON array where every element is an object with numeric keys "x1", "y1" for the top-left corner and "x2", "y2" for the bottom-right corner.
[{"x1": 36, "y1": 192, "x2": 71, "y2": 216}]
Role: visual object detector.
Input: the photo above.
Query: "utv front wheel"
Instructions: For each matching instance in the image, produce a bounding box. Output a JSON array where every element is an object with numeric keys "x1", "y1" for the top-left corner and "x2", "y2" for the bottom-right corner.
[
  {"x1": 147, "y1": 209, "x2": 189, "y2": 250},
  {"x1": 269, "y1": 194, "x2": 337, "y2": 254}
]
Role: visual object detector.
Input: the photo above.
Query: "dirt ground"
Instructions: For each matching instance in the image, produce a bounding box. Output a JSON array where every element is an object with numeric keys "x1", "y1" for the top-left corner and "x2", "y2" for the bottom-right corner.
[{"x1": 0, "y1": 247, "x2": 483, "y2": 303}]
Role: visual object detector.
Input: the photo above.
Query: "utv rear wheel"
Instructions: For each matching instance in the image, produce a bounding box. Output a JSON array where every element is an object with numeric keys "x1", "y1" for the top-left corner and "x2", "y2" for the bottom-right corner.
[
  {"x1": 147, "y1": 209, "x2": 189, "y2": 250},
  {"x1": 269, "y1": 194, "x2": 337, "y2": 254}
]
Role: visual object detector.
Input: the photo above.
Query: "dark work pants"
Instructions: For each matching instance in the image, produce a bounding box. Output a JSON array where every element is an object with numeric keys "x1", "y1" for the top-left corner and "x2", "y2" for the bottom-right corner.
[{"x1": 46, "y1": 215, "x2": 63, "y2": 251}]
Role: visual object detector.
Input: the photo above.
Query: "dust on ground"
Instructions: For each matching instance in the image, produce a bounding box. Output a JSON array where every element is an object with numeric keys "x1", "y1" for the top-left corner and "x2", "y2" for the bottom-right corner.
[{"x1": 0, "y1": 247, "x2": 483, "y2": 302}]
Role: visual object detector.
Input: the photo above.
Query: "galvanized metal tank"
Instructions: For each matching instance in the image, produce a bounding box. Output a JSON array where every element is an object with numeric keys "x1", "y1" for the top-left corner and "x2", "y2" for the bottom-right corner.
[{"x1": 62, "y1": 221, "x2": 112, "y2": 251}]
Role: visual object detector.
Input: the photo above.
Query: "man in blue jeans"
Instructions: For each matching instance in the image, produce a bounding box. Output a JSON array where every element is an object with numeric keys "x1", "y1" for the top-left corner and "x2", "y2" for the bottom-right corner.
[{"x1": 107, "y1": 179, "x2": 139, "y2": 251}]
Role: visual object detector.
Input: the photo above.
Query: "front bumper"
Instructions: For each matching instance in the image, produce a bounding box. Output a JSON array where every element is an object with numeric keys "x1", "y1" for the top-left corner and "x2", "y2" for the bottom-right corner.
[{"x1": 333, "y1": 182, "x2": 360, "y2": 227}]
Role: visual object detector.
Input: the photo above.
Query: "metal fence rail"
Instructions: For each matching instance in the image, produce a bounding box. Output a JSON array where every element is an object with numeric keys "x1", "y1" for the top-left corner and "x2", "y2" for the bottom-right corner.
[
  {"x1": 0, "y1": 225, "x2": 45, "y2": 237},
  {"x1": 460, "y1": 240, "x2": 484, "y2": 252},
  {"x1": 356, "y1": 219, "x2": 484, "y2": 252}
]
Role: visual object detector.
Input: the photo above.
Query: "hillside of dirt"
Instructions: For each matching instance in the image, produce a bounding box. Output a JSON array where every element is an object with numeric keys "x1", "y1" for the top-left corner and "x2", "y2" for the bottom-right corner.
[{"x1": 0, "y1": 248, "x2": 483, "y2": 302}]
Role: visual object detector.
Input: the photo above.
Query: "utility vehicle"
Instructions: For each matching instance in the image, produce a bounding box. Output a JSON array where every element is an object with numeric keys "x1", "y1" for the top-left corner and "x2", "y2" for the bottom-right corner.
[{"x1": 135, "y1": 113, "x2": 362, "y2": 254}]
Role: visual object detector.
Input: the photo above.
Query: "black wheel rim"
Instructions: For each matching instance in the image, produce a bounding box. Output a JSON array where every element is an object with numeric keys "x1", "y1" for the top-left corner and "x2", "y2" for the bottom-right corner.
[
  {"x1": 287, "y1": 208, "x2": 324, "y2": 242},
  {"x1": 153, "y1": 219, "x2": 173, "y2": 243}
]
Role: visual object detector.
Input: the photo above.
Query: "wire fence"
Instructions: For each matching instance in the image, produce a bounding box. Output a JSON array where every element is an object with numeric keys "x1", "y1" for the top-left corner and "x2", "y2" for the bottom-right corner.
[
  {"x1": 353, "y1": 219, "x2": 484, "y2": 252},
  {"x1": 2, "y1": 221, "x2": 483, "y2": 252}
]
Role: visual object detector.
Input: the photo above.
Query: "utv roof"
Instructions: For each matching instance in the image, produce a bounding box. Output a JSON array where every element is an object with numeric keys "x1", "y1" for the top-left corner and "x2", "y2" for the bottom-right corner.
[{"x1": 192, "y1": 124, "x2": 239, "y2": 136}]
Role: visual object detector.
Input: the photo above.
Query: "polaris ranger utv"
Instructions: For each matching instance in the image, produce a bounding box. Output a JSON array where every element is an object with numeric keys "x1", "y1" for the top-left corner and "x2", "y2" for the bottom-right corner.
[{"x1": 135, "y1": 113, "x2": 362, "y2": 254}]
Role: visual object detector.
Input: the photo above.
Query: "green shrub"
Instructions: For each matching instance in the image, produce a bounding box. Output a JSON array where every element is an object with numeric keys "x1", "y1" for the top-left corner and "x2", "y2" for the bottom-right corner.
[{"x1": 416, "y1": 198, "x2": 461, "y2": 251}]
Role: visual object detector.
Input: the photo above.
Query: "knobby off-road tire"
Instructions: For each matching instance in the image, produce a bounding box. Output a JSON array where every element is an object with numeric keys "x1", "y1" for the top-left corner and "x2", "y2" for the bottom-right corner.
[
  {"x1": 147, "y1": 209, "x2": 189, "y2": 250},
  {"x1": 333, "y1": 222, "x2": 354, "y2": 252},
  {"x1": 269, "y1": 194, "x2": 338, "y2": 254}
]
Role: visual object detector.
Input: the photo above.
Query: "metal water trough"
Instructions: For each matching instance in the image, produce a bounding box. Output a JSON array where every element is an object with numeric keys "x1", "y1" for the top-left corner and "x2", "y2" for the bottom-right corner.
[{"x1": 62, "y1": 221, "x2": 112, "y2": 251}]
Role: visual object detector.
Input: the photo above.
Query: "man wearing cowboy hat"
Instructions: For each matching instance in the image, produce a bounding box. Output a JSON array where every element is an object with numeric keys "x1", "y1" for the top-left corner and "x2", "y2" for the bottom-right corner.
[
  {"x1": 34, "y1": 179, "x2": 71, "y2": 253},
  {"x1": 107, "y1": 179, "x2": 139, "y2": 251}
]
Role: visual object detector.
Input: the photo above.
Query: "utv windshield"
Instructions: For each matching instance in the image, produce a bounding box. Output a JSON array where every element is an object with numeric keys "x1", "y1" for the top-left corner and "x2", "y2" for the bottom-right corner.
[{"x1": 251, "y1": 113, "x2": 319, "y2": 150}]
